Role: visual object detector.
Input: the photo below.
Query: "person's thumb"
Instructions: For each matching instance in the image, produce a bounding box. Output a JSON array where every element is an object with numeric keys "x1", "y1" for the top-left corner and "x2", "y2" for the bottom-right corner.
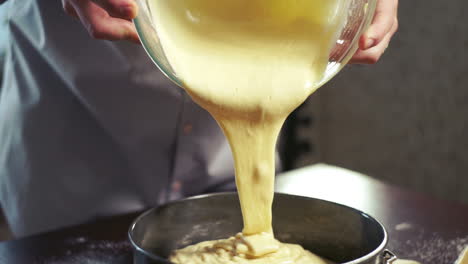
[{"x1": 91, "y1": 0, "x2": 138, "y2": 20}]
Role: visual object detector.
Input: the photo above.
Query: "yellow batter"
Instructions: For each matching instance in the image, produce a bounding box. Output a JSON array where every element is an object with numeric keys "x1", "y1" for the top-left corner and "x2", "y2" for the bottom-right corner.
[
  {"x1": 148, "y1": 0, "x2": 349, "y2": 263},
  {"x1": 456, "y1": 247, "x2": 468, "y2": 264},
  {"x1": 170, "y1": 233, "x2": 328, "y2": 264}
]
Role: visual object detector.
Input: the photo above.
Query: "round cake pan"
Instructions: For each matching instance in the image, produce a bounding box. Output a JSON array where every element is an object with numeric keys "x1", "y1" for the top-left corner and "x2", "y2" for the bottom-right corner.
[{"x1": 128, "y1": 192, "x2": 397, "y2": 264}]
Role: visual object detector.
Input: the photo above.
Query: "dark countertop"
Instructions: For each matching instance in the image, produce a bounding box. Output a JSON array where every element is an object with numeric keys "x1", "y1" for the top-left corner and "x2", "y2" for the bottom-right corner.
[{"x1": 1, "y1": 165, "x2": 467, "y2": 264}]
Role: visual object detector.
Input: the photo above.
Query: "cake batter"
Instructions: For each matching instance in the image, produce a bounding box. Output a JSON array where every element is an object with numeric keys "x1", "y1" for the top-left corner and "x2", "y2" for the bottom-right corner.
[{"x1": 148, "y1": 0, "x2": 348, "y2": 262}]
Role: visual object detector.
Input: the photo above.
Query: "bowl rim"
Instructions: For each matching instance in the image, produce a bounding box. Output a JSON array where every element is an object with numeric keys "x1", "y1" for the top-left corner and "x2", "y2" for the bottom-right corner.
[{"x1": 128, "y1": 192, "x2": 388, "y2": 264}]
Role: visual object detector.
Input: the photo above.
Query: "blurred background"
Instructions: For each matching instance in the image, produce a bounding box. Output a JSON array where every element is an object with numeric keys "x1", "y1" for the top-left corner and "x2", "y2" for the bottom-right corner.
[
  {"x1": 284, "y1": 0, "x2": 468, "y2": 205},
  {"x1": 0, "y1": 1, "x2": 10, "y2": 241},
  {"x1": 0, "y1": 0, "x2": 467, "y2": 241}
]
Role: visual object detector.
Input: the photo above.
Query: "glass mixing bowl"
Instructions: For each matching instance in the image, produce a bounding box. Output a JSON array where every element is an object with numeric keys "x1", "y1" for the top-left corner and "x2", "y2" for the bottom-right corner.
[{"x1": 134, "y1": 0, "x2": 377, "y2": 89}]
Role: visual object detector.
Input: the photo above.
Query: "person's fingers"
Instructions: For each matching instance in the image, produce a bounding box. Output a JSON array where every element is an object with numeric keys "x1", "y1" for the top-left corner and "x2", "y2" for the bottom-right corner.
[
  {"x1": 62, "y1": 0, "x2": 78, "y2": 18},
  {"x1": 350, "y1": 17, "x2": 398, "y2": 64},
  {"x1": 127, "y1": 23, "x2": 141, "y2": 44},
  {"x1": 70, "y1": 0, "x2": 140, "y2": 43},
  {"x1": 359, "y1": 0, "x2": 398, "y2": 50},
  {"x1": 91, "y1": 0, "x2": 138, "y2": 20}
]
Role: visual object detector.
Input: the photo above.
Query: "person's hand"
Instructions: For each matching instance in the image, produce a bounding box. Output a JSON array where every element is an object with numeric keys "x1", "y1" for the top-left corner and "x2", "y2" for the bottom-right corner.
[
  {"x1": 350, "y1": 0, "x2": 399, "y2": 64},
  {"x1": 61, "y1": 0, "x2": 140, "y2": 44}
]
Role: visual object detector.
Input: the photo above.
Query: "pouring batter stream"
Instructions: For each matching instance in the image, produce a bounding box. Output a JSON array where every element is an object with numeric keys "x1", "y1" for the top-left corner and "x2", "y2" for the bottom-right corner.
[{"x1": 148, "y1": 0, "x2": 349, "y2": 262}]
